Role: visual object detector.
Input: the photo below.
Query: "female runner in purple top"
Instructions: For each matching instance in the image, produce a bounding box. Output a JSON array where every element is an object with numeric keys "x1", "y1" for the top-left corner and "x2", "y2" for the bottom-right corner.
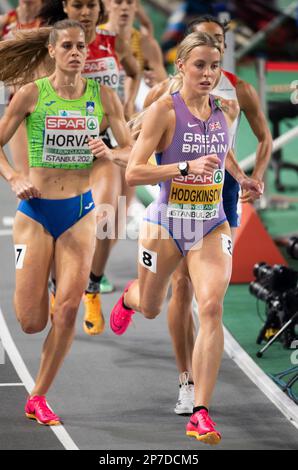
[{"x1": 109, "y1": 32, "x2": 263, "y2": 445}]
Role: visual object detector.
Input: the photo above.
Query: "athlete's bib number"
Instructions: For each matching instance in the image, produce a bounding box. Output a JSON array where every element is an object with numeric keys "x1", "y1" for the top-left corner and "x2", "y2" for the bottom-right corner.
[
  {"x1": 43, "y1": 116, "x2": 99, "y2": 166},
  {"x1": 83, "y1": 57, "x2": 119, "y2": 90},
  {"x1": 14, "y1": 244, "x2": 27, "y2": 269},
  {"x1": 139, "y1": 245, "x2": 157, "y2": 273},
  {"x1": 167, "y1": 169, "x2": 224, "y2": 220}
]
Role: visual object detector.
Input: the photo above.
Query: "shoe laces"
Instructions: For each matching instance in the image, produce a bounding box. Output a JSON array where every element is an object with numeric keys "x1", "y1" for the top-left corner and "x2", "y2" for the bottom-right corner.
[
  {"x1": 32, "y1": 396, "x2": 59, "y2": 421},
  {"x1": 179, "y1": 371, "x2": 193, "y2": 394},
  {"x1": 197, "y1": 410, "x2": 217, "y2": 428}
]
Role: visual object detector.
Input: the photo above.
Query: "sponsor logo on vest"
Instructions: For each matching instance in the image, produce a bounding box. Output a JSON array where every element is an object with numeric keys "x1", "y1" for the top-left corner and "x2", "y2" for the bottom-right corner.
[
  {"x1": 87, "y1": 118, "x2": 98, "y2": 131},
  {"x1": 83, "y1": 58, "x2": 119, "y2": 89},
  {"x1": 84, "y1": 57, "x2": 116, "y2": 73},
  {"x1": 46, "y1": 116, "x2": 87, "y2": 130},
  {"x1": 43, "y1": 115, "x2": 99, "y2": 166},
  {"x1": 168, "y1": 170, "x2": 224, "y2": 220},
  {"x1": 45, "y1": 100, "x2": 56, "y2": 107}
]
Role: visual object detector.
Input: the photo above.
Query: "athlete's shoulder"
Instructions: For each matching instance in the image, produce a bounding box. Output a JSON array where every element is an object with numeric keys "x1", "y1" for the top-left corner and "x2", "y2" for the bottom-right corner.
[
  {"x1": 152, "y1": 93, "x2": 174, "y2": 113},
  {"x1": 213, "y1": 95, "x2": 239, "y2": 123},
  {"x1": 144, "y1": 78, "x2": 171, "y2": 108},
  {"x1": 8, "y1": 82, "x2": 38, "y2": 115},
  {"x1": 18, "y1": 81, "x2": 39, "y2": 97},
  {"x1": 100, "y1": 83, "x2": 115, "y2": 97},
  {"x1": 221, "y1": 69, "x2": 238, "y2": 87},
  {"x1": 99, "y1": 84, "x2": 118, "y2": 110}
]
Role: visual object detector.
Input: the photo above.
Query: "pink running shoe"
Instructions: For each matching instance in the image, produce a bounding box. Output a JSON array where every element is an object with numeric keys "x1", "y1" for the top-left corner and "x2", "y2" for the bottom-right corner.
[
  {"x1": 25, "y1": 395, "x2": 62, "y2": 426},
  {"x1": 110, "y1": 281, "x2": 135, "y2": 335},
  {"x1": 186, "y1": 409, "x2": 221, "y2": 445}
]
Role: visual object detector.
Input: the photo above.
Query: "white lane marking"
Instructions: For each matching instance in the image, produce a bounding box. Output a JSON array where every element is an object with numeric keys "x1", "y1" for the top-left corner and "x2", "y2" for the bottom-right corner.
[
  {"x1": 0, "y1": 307, "x2": 79, "y2": 450},
  {"x1": 0, "y1": 383, "x2": 24, "y2": 387},
  {"x1": 0, "y1": 230, "x2": 12, "y2": 236},
  {"x1": 224, "y1": 326, "x2": 298, "y2": 430},
  {"x1": 2, "y1": 217, "x2": 14, "y2": 227}
]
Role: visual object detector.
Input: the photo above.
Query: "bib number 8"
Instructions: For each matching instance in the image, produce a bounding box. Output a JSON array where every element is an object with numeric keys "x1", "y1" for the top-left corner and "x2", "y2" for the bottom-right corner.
[
  {"x1": 139, "y1": 245, "x2": 157, "y2": 273},
  {"x1": 142, "y1": 251, "x2": 153, "y2": 267}
]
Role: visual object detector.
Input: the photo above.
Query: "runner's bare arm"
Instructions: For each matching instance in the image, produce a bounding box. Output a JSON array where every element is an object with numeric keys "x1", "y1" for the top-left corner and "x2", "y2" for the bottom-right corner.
[
  {"x1": 140, "y1": 35, "x2": 168, "y2": 84},
  {"x1": 115, "y1": 35, "x2": 140, "y2": 120},
  {"x1": 0, "y1": 83, "x2": 41, "y2": 198},
  {"x1": 236, "y1": 79, "x2": 272, "y2": 181},
  {"x1": 225, "y1": 148, "x2": 263, "y2": 199},
  {"x1": 136, "y1": 0, "x2": 154, "y2": 36},
  {"x1": 115, "y1": 35, "x2": 139, "y2": 79},
  {"x1": 126, "y1": 98, "x2": 220, "y2": 186},
  {"x1": 89, "y1": 86, "x2": 133, "y2": 168}
]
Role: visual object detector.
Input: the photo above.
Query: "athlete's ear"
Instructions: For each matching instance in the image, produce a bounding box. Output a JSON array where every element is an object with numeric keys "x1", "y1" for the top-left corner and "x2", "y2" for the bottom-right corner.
[
  {"x1": 48, "y1": 43, "x2": 55, "y2": 60},
  {"x1": 176, "y1": 59, "x2": 184, "y2": 73},
  {"x1": 62, "y1": 1, "x2": 68, "y2": 15}
]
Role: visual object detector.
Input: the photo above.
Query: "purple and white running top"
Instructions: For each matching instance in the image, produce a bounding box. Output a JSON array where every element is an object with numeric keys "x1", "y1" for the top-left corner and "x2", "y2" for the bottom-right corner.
[{"x1": 144, "y1": 91, "x2": 230, "y2": 256}]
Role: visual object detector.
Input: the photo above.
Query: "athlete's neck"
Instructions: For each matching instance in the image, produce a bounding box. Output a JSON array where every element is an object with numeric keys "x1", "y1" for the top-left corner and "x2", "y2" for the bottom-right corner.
[
  {"x1": 104, "y1": 20, "x2": 133, "y2": 41},
  {"x1": 17, "y1": 1, "x2": 41, "y2": 24},
  {"x1": 180, "y1": 89, "x2": 211, "y2": 120},
  {"x1": 85, "y1": 27, "x2": 97, "y2": 45},
  {"x1": 49, "y1": 72, "x2": 86, "y2": 100}
]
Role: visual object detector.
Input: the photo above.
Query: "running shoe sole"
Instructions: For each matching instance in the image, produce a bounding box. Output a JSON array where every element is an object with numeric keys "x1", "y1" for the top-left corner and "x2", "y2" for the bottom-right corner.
[
  {"x1": 174, "y1": 409, "x2": 193, "y2": 415},
  {"x1": 25, "y1": 412, "x2": 61, "y2": 426},
  {"x1": 186, "y1": 430, "x2": 221, "y2": 445}
]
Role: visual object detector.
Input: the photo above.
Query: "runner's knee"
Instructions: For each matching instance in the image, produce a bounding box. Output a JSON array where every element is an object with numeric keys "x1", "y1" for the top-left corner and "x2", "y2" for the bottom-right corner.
[
  {"x1": 171, "y1": 272, "x2": 193, "y2": 304},
  {"x1": 53, "y1": 299, "x2": 79, "y2": 329},
  {"x1": 19, "y1": 315, "x2": 47, "y2": 334},
  {"x1": 141, "y1": 303, "x2": 161, "y2": 320},
  {"x1": 198, "y1": 297, "x2": 223, "y2": 324}
]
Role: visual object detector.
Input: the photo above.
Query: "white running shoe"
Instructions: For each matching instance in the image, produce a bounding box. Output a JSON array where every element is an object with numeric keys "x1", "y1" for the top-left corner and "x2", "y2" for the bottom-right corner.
[{"x1": 174, "y1": 372, "x2": 194, "y2": 415}]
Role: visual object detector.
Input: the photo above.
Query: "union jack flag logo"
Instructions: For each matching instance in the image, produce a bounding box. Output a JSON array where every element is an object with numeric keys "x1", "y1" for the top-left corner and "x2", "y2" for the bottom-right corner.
[{"x1": 209, "y1": 121, "x2": 222, "y2": 131}]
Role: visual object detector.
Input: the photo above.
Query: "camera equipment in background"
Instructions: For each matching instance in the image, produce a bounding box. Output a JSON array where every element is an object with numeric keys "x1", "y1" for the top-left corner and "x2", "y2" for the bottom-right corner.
[
  {"x1": 249, "y1": 262, "x2": 298, "y2": 356},
  {"x1": 286, "y1": 236, "x2": 298, "y2": 260}
]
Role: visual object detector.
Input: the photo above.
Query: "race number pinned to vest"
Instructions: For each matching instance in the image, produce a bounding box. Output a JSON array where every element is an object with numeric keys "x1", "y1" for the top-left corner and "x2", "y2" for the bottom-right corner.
[
  {"x1": 83, "y1": 57, "x2": 119, "y2": 90},
  {"x1": 221, "y1": 233, "x2": 232, "y2": 257},
  {"x1": 167, "y1": 169, "x2": 224, "y2": 220},
  {"x1": 14, "y1": 244, "x2": 27, "y2": 269},
  {"x1": 43, "y1": 116, "x2": 99, "y2": 166},
  {"x1": 139, "y1": 245, "x2": 157, "y2": 273}
]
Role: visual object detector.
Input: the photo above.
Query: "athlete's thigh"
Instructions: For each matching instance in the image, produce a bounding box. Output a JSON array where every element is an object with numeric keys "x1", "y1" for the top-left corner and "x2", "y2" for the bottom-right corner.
[
  {"x1": 186, "y1": 222, "x2": 232, "y2": 303},
  {"x1": 13, "y1": 211, "x2": 54, "y2": 314},
  {"x1": 171, "y1": 257, "x2": 191, "y2": 283},
  {"x1": 54, "y1": 210, "x2": 96, "y2": 301},
  {"x1": 138, "y1": 221, "x2": 182, "y2": 310}
]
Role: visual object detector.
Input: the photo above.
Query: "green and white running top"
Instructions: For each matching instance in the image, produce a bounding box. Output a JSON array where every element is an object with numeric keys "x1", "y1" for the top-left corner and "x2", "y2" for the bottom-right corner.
[{"x1": 26, "y1": 77, "x2": 104, "y2": 169}]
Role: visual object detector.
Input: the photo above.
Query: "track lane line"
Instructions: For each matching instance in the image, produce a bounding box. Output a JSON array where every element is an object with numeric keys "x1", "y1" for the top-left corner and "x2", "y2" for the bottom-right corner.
[
  {"x1": 224, "y1": 326, "x2": 298, "y2": 430},
  {"x1": 0, "y1": 383, "x2": 24, "y2": 387},
  {"x1": 0, "y1": 306, "x2": 79, "y2": 450}
]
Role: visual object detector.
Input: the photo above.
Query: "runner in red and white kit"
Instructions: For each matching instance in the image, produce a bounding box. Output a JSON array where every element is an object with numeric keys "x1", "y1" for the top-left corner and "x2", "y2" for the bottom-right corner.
[
  {"x1": 0, "y1": 1, "x2": 42, "y2": 175},
  {"x1": 0, "y1": 0, "x2": 41, "y2": 40},
  {"x1": 143, "y1": 16, "x2": 272, "y2": 415}
]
